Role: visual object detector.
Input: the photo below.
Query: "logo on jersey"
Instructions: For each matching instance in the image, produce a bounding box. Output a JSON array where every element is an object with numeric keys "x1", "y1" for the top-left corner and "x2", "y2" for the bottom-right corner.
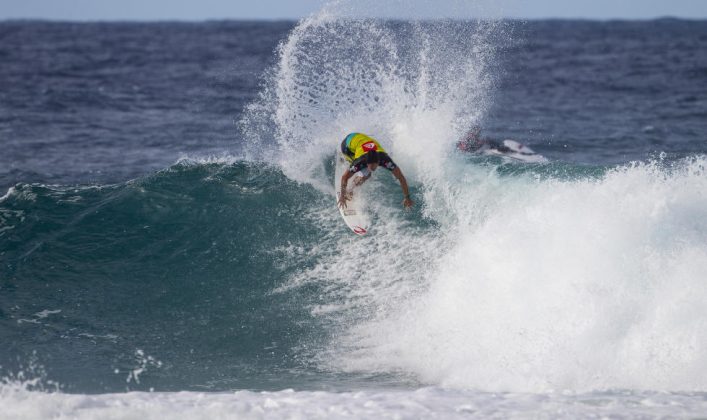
[
  {"x1": 353, "y1": 226, "x2": 367, "y2": 235},
  {"x1": 361, "y1": 142, "x2": 377, "y2": 152}
]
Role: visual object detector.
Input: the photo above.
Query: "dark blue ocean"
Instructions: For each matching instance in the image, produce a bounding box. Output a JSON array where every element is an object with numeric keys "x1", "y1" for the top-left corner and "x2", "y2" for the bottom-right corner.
[{"x1": 2, "y1": 15, "x2": 707, "y2": 419}]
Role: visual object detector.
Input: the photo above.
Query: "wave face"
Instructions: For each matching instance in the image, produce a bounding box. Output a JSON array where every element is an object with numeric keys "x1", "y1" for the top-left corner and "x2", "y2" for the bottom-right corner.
[
  {"x1": 2, "y1": 156, "x2": 706, "y2": 393},
  {"x1": 0, "y1": 161, "x2": 339, "y2": 392}
]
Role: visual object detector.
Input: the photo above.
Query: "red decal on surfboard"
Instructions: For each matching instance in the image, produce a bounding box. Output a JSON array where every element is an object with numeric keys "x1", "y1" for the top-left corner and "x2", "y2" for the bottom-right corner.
[
  {"x1": 353, "y1": 226, "x2": 367, "y2": 235},
  {"x1": 361, "y1": 142, "x2": 377, "y2": 152}
]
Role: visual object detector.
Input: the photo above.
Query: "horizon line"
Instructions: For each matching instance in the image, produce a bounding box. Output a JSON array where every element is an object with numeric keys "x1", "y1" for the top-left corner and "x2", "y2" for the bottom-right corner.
[{"x1": 1, "y1": 15, "x2": 705, "y2": 23}]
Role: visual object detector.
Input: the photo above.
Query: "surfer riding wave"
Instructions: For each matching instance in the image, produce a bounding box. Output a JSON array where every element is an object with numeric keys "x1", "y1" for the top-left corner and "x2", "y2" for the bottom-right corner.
[{"x1": 338, "y1": 133, "x2": 414, "y2": 209}]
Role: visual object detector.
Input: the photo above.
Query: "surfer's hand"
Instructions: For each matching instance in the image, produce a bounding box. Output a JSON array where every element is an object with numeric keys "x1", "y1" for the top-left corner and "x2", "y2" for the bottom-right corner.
[
  {"x1": 338, "y1": 194, "x2": 349, "y2": 209},
  {"x1": 402, "y1": 197, "x2": 414, "y2": 209}
]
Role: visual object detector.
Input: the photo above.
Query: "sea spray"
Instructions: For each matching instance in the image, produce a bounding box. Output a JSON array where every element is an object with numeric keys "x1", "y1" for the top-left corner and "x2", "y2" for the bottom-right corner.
[{"x1": 240, "y1": 3, "x2": 505, "y2": 190}]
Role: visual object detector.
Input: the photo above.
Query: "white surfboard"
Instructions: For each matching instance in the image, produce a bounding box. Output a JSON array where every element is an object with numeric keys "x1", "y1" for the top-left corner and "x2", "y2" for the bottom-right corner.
[{"x1": 334, "y1": 151, "x2": 370, "y2": 236}]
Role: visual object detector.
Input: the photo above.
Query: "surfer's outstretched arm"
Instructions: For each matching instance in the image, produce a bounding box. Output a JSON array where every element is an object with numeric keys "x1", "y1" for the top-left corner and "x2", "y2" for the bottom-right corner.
[
  {"x1": 338, "y1": 170, "x2": 353, "y2": 208},
  {"x1": 392, "y1": 167, "x2": 414, "y2": 209}
]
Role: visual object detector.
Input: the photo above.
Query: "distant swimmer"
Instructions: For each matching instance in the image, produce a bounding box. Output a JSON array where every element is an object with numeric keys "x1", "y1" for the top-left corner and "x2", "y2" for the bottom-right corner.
[
  {"x1": 457, "y1": 126, "x2": 548, "y2": 163},
  {"x1": 338, "y1": 132, "x2": 414, "y2": 209},
  {"x1": 457, "y1": 126, "x2": 512, "y2": 153}
]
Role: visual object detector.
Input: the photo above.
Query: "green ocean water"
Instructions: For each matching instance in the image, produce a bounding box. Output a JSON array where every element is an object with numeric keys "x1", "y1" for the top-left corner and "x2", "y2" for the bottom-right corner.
[
  {"x1": 1, "y1": 161, "x2": 332, "y2": 392},
  {"x1": 3, "y1": 15, "x2": 707, "y2": 418}
]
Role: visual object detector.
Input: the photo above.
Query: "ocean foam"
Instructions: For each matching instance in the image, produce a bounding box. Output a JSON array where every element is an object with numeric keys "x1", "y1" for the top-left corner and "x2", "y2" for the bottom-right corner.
[
  {"x1": 3, "y1": 386, "x2": 707, "y2": 420},
  {"x1": 328, "y1": 157, "x2": 707, "y2": 392}
]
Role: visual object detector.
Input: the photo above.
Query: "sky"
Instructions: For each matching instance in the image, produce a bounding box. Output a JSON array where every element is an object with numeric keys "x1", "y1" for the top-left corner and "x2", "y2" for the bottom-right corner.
[{"x1": 1, "y1": 0, "x2": 706, "y2": 21}]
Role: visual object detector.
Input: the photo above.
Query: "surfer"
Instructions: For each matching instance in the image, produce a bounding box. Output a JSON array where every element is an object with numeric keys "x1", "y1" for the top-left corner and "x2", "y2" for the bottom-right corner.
[
  {"x1": 338, "y1": 132, "x2": 414, "y2": 209},
  {"x1": 457, "y1": 126, "x2": 512, "y2": 153},
  {"x1": 457, "y1": 126, "x2": 548, "y2": 162}
]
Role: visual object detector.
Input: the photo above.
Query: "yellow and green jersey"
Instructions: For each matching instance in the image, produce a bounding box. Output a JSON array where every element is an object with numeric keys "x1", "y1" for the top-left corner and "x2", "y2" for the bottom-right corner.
[
  {"x1": 342, "y1": 133, "x2": 388, "y2": 160},
  {"x1": 340, "y1": 133, "x2": 397, "y2": 174}
]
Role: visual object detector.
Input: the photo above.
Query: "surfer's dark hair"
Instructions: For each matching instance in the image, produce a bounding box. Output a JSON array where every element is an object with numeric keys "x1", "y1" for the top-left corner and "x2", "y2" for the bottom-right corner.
[{"x1": 366, "y1": 150, "x2": 380, "y2": 164}]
